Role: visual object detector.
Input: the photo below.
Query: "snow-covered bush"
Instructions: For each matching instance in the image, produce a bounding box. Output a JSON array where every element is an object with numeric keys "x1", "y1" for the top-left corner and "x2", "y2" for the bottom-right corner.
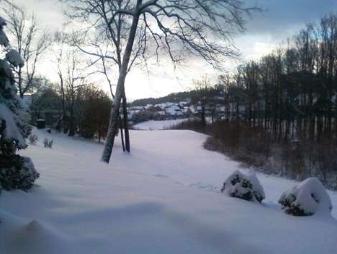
[
  {"x1": 221, "y1": 170, "x2": 265, "y2": 203},
  {"x1": 43, "y1": 138, "x2": 53, "y2": 148},
  {"x1": 28, "y1": 134, "x2": 38, "y2": 145},
  {"x1": 0, "y1": 155, "x2": 39, "y2": 191},
  {"x1": 279, "y1": 177, "x2": 332, "y2": 216},
  {"x1": 0, "y1": 16, "x2": 38, "y2": 191}
]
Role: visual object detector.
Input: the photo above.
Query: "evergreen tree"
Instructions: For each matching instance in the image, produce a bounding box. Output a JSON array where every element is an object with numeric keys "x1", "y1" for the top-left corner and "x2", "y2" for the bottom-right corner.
[{"x1": 0, "y1": 16, "x2": 39, "y2": 191}]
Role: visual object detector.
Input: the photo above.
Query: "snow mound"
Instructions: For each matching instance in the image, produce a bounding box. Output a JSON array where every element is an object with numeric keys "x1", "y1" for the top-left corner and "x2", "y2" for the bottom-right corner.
[
  {"x1": 6, "y1": 49, "x2": 24, "y2": 68},
  {"x1": 0, "y1": 211, "x2": 71, "y2": 254},
  {"x1": 279, "y1": 177, "x2": 333, "y2": 216},
  {"x1": 221, "y1": 170, "x2": 265, "y2": 203}
]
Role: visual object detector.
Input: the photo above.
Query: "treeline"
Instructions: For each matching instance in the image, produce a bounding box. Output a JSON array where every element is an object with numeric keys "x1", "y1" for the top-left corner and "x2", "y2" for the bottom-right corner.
[
  {"x1": 31, "y1": 84, "x2": 111, "y2": 142},
  {"x1": 130, "y1": 91, "x2": 192, "y2": 106},
  {"x1": 219, "y1": 13, "x2": 337, "y2": 142},
  {"x1": 175, "y1": 13, "x2": 337, "y2": 189}
]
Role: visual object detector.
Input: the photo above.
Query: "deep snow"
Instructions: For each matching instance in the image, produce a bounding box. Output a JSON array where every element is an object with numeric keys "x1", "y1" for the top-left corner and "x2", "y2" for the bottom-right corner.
[
  {"x1": 132, "y1": 118, "x2": 188, "y2": 130},
  {"x1": 1, "y1": 125, "x2": 337, "y2": 254}
]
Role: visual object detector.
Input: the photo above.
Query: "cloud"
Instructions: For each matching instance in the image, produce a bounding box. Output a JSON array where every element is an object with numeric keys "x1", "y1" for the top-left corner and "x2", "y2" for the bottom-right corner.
[
  {"x1": 245, "y1": 0, "x2": 337, "y2": 38},
  {"x1": 14, "y1": 0, "x2": 65, "y2": 31},
  {"x1": 5, "y1": 0, "x2": 337, "y2": 99}
]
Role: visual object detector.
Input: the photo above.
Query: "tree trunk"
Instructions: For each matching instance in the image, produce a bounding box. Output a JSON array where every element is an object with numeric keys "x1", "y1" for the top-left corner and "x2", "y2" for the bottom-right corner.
[
  {"x1": 18, "y1": 67, "x2": 23, "y2": 98},
  {"x1": 68, "y1": 104, "x2": 75, "y2": 136},
  {"x1": 122, "y1": 93, "x2": 130, "y2": 152},
  {"x1": 201, "y1": 105, "x2": 206, "y2": 126},
  {"x1": 120, "y1": 117, "x2": 125, "y2": 152},
  {"x1": 59, "y1": 73, "x2": 66, "y2": 133},
  {"x1": 101, "y1": 4, "x2": 141, "y2": 163}
]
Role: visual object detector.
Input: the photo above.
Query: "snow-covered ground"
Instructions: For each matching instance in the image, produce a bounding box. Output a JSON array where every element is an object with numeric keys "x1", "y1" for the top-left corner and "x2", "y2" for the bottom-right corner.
[
  {"x1": 1, "y1": 128, "x2": 337, "y2": 254},
  {"x1": 133, "y1": 118, "x2": 188, "y2": 130}
]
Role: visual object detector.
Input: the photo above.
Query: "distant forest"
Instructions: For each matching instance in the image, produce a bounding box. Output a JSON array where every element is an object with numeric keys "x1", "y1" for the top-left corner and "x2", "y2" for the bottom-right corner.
[
  {"x1": 130, "y1": 91, "x2": 192, "y2": 106},
  {"x1": 220, "y1": 13, "x2": 337, "y2": 143},
  {"x1": 173, "y1": 13, "x2": 337, "y2": 189},
  {"x1": 135, "y1": 13, "x2": 337, "y2": 144}
]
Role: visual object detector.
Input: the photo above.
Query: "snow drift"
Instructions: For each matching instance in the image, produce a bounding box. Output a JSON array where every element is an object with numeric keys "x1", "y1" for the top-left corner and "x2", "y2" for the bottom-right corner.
[{"x1": 1, "y1": 129, "x2": 337, "y2": 254}]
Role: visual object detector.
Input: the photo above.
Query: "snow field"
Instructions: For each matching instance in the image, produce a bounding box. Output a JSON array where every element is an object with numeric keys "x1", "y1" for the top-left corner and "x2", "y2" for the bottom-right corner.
[
  {"x1": 132, "y1": 118, "x2": 188, "y2": 130},
  {"x1": 1, "y1": 128, "x2": 337, "y2": 254}
]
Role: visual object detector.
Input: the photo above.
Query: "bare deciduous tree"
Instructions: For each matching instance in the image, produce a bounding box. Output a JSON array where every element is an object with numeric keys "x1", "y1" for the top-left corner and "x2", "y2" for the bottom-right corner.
[
  {"x1": 64, "y1": 0, "x2": 256, "y2": 163},
  {"x1": 2, "y1": 2, "x2": 50, "y2": 97},
  {"x1": 53, "y1": 31, "x2": 88, "y2": 136},
  {"x1": 54, "y1": 32, "x2": 69, "y2": 133},
  {"x1": 64, "y1": 50, "x2": 86, "y2": 136}
]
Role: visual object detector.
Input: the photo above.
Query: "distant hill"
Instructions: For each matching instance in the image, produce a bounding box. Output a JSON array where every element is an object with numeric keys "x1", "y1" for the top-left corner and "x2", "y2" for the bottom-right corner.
[{"x1": 130, "y1": 91, "x2": 192, "y2": 106}]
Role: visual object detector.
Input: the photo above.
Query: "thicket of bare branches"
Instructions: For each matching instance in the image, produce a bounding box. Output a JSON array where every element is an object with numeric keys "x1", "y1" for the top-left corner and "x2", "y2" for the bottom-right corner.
[
  {"x1": 1, "y1": 2, "x2": 51, "y2": 97},
  {"x1": 53, "y1": 36, "x2": 87, "y2": 136}
]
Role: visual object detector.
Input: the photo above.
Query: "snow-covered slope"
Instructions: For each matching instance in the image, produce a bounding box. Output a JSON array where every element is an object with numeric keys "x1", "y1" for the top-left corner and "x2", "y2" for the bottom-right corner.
[
  {"x1": 133, "y1": 119, "x2": 188, "y2": 130},
  {"x1": 1, "y1": 129, "x2": 337, "y2": 254}
]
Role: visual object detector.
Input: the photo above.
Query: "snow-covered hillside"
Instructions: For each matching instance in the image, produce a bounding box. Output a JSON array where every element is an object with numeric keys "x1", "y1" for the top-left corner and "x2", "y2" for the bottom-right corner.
[
  {"x1": 1, "y1": 128, "x2": 337, "y2": 254},
  {"x1": 133, "y1": 118, "x2": 188, "y2": 130}
]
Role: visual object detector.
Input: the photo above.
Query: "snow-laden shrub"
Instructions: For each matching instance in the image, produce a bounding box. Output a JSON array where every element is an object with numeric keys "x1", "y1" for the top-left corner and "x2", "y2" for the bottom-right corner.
[
  {"x1": 221, "y1": 170, "x2": 265, "y2": 203},
  {"x1": 0, "y1": 104, "x2": 27, "y2": 149},
  {"x1": 6, "y1": 49, "x2": 24, "y2": 67},
  {"x1": 279, "y1": 177, "x2": 332, "y2": 216},
  {"x1": 28, "y1": 134, "x2": 38, "y2": 145},
  {"x1": 0, "y1": 155, "x2": 39, "y2": 191},
  {"x1": 43, "y1": 138, "x2": 53, "y2": 148}
]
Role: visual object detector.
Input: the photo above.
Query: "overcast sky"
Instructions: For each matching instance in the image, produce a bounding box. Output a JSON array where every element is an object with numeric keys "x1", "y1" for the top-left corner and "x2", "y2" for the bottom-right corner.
[{"x1": 11, "y1": 0, "x2": 337, "y2": 100}]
